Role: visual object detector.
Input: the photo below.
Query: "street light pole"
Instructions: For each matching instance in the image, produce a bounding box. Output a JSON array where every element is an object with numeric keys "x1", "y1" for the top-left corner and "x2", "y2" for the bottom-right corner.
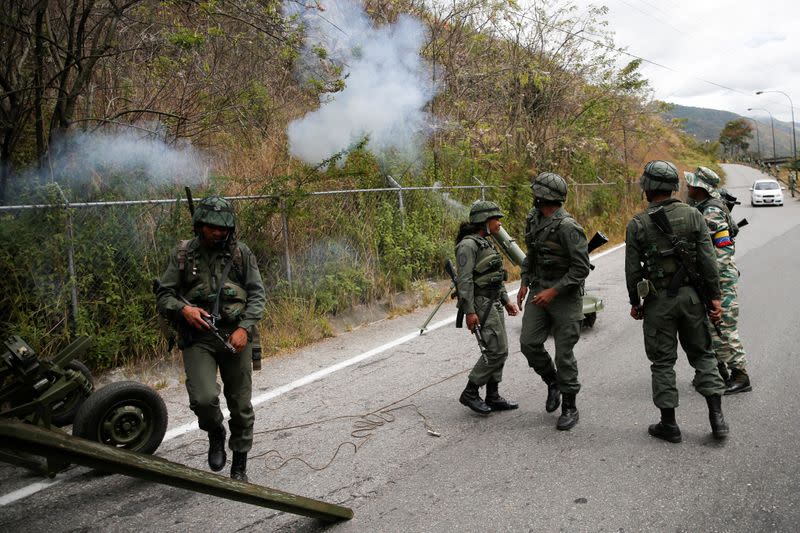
[
  {"x1": 744, "y1": 116, "x2": 761, "y2": 158},
  {"x1": 748, "y1": 108, "x2": 776, "y2": 158},
  {"x1": 757, "y1": 90, "x2": 797, "y2": 160}
]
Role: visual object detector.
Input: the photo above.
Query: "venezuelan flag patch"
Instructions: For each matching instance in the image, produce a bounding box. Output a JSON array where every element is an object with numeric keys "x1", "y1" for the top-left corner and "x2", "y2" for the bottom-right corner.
[{"x1": 713, "y1": 230, "x2": 732, "y2": 248}]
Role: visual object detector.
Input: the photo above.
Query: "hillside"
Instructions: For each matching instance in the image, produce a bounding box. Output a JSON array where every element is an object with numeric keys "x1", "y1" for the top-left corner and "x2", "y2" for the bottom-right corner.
[{"x1": 663, "y1": 103, "x2": 796, "y2": 158}]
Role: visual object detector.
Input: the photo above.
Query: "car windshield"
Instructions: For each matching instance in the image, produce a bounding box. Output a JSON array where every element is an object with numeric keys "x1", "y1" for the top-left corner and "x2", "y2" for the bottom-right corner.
[{"x1": 755, "y1": 181, "x2": 780, "y2": 190}]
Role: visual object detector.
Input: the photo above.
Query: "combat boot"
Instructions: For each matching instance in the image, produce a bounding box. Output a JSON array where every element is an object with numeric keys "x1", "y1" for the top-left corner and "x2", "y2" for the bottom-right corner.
[
  {"x1": 459, "y1": 380, "x2": 491, "y2": 416},
  {"x1": 207, "y1": 426, "x2": 227, "y2": 472},
  {"x1": 485, "y1": 380, "x2": 519, "y2": 411},
  {"x1": 706, "y1": 395, "x2": 729, "y2": 439},
  {"x1": 542, "y1": 370, "x2": 561, "y2": 413},
  {"x1": 724, "y1": 368, "x2": 752, "y2": 395},
  {"x1": 648, "y1": 408, "x2": 681, "y2": 443},
  {"x1": 556, "y1": 393, "x2": 579, "y2": 430},
  {"x1": 230, "y1": 451, "x2": 248, "y2": 482}
]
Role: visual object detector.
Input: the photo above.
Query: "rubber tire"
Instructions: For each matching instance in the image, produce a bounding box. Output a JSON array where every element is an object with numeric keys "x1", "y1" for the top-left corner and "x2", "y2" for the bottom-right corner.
[
  {"x1": 73, "y1": 381, "x2": 168, "y2": 455},
  {"x1": 51, "y1": 359, "x2": 94, "y2": 427},
  {"x1": 582, "y1": 312, "x2": 597, "y2": 329}
]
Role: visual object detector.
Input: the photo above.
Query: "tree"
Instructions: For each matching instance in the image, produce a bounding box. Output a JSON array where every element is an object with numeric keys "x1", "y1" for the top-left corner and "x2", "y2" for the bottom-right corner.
[{"x1": 719, "y1": 119, "x2": 752, "y2": 158}]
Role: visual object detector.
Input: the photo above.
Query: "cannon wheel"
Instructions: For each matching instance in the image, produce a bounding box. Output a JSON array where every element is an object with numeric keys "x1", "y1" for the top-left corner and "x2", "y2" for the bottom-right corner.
[
  {"x1": 73, "y1": 381, "x2": 167, "y2": 455},
  {"x1": 50, "y1": 360, "x2": 94, "y2": 427},
  {"x1": 582, "y1": 312, "x2": 597, "y2": 329}
]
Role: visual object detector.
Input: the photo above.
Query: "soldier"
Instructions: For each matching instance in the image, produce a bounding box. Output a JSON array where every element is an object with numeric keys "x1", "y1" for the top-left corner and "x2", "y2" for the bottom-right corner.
[
  {"x1": 685, "y1": 167, "x2": 751, "y2": 394},
  {"x1": 625, "y1": 161, "x2": 729, "y2": 443},
  {"x1": 156, "y1": 196, "x2": 266, "y2": 480},
  {"x1": 456, "y1": 201, "x2": 520, "y2": 415},
  {"x1": 517, "y1": 172, "x2": 590, "y2": 430}
]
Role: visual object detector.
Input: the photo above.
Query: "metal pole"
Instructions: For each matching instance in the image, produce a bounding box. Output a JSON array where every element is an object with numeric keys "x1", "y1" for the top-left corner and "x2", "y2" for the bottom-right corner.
[
  {"x1": 474, "y1": 177, "x2": 486, "y2": 200},
  {"x1": 56, "y1": 184, "x2": 79, "y2": 335},
  {"x1": 757, "y1": 90, "x2": 797, "y2": 160},
  {"x1": 750, "y1": 107, "x2": 777, "y2": 159},
  {"x1": 280, "y1": 198, "x2": 292, "y2": 284},
  {"x1": 386, "y1": 175, "x2": 405, "y2": 213}
]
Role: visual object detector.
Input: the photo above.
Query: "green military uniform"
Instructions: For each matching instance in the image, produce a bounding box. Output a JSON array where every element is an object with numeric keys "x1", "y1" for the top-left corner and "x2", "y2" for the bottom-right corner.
[
  {"x1": 686, "y1": 168, "x2": 750, "y2": 394},
  {"x1": 456, "y1": 234, "x2": 511, "y2": 386},
  {"x1": 519, "y1": 206, "x2": 590, "y2": 392},
  {"x1": 156, "y1": 197, "x2": 265, "y2": 472},
  {"x1": 626, "y1": 161, "x2": 728, "y2": 442}
]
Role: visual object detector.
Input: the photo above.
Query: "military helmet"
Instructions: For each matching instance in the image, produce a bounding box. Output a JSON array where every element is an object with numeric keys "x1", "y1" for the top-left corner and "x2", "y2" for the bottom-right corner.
[
  {"x1": 532, "y1": 172, "x2": 568, "y2": 202},
  {"x1": 469, "y1": 200, "x2": 504, "y2": 225},
  {"x1": 640, "y1": 160, "x2": 679, "y2": 192},
  {"x1": 684, "y1": 166, "x2": 720, "y2": 194},
  {"x1": 192, "y1": 196, "x2": 236, "y2": 229}
]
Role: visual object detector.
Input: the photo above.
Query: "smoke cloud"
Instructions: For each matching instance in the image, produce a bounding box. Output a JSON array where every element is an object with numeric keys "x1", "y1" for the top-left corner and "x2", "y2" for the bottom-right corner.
[{"x1": 285, "y1": 0, "x2": 438, "y2": 165}]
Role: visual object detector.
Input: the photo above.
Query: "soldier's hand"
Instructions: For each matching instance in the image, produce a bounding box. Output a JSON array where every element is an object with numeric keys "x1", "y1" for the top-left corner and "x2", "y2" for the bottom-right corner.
[
  {"x1": 532, "y1": 287, "x2": 558, "y2": 308},
  {"x1": 229, "y1": 327, "x2": 248, "y2": 353},
  {"x1": 466, "y1": 313, "x2": 480, "y2": 332},
  {"x1": 181, "y1": 305, "x2": 211, "y2": 330},
  {"x1": 630, "y1": 305, "x2": 644, "y2": 320},
  {"x1": 708, "y1": 299, "x2": 723, "y2": 323},
  {"x1": 516, "y1": 285, "x2": 528, "y2": 308},
  {"x1": 505, "y1": 302, "x2": 519, "y2": 316}
]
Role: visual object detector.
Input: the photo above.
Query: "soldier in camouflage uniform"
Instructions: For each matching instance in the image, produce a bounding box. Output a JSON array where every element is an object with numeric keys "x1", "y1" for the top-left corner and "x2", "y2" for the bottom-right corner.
[
  {"x1": 626, "y1": 161, "x2": 729, "y2": 442},
  {"x1": 456, "y1": 201, "x2": 520, "y2": 415},
  {"x1": 685, "y1": 167, "x2": 751, "y2": 394},
  {"x1": 156, "y1": 196, "x2": 266, "y2": 480},
  {"x1": 517, "y1": 172, "x2": 591, "y2": 430}
]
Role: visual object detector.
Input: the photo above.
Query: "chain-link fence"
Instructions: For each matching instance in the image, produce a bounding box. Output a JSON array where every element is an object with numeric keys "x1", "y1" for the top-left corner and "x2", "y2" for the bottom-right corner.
[{"x1": 0, "y1": 181, "x2": 617, "y2": 368}]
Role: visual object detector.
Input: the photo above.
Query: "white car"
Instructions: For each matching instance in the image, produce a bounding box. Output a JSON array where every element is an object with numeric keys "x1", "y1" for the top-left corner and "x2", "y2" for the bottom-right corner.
[{"x1": 750, "y1": 179, "x2": 784, "y2": 206}]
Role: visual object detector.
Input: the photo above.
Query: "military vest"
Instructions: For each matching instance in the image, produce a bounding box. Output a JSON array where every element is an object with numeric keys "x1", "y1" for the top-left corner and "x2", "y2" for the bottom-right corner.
[
  {"x1": 698, "y1": 196, "x2": 738, "y2": 239},
  {"x1": 524, "y1": 211, "x2": 572, "y2": 281},
  {"x1": 178, "y1": 239, "x2": 248, "y2": 323},
  {"x1": 633, "y1": 200, "x2": 698, "y2": 289},
  {"x1": 463, "y1": 235, "x2": 506, "y2": 294}
]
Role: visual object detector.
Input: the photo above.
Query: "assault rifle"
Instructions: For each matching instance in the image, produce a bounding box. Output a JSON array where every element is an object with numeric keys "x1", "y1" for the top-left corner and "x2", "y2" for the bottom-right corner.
[
  {"x1": 648, "y1": 206, "x2": 723, "y2": 337},
  {"x1": 445, "y1": 259, "x2": 493, "y2": 363},
  {"x1": 176, "y1": 294, "x2": 237, "y2": 354}
]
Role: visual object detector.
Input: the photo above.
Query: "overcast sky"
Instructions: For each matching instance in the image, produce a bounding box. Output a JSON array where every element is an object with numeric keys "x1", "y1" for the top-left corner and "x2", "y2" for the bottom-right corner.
[{"x1": 569, "y1": 0, "x2": 800, "y2": 124}]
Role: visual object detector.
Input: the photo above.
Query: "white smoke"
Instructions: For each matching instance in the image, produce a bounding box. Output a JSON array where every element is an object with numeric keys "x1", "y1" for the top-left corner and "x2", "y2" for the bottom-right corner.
[{"x1": 285, "y1": 0, "x2": 438, "y2": 165}]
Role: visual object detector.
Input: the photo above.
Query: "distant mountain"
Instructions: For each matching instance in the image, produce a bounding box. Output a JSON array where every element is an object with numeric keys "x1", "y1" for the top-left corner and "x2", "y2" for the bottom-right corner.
[{"x1": 662, "y1": 103, "x2": 796, "y2": 158}]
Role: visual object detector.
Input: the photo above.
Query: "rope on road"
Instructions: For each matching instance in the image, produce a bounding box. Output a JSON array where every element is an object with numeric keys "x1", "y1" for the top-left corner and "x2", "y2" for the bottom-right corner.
[{"x1": 185, "y1": 369, "x2": 469, "y2": 472}]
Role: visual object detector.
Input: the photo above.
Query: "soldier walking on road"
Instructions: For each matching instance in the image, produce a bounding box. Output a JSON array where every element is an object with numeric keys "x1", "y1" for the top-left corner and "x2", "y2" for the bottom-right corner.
[
  {"x1": 455, "y1": 201, "x2": 520, "y2": 415},
  {"x1": 625, "y1": 161, "x2": 729, "y2": 443},
  {"x1": 156, "y1": 196, "x2": 266, "y2": 480},
  {"x1": 517, "y1": 173, "x2": 590, "y2": 430},
  {"x1": 685, "y1": 167, "x2": 751, "y2": 394}
]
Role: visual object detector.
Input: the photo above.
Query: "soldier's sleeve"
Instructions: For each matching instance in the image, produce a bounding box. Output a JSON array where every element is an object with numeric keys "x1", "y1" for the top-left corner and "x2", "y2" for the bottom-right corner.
[
  {"x1": 691, "y1": 210, "x2": 721, "y2": 300},
  {"x1": 703, "y1": 207, "x2": 734, "y2": 250},
  {"x1": 624, "y1": 218, "x2": 644, "y2": 306},
  {"x1": 552, "y1": 219, "x2": 591, "y2": 293},
  {"x1": 455, "y1": 239, "x2": 478, "y2": 314},
  {"x1": 155, "y1": 247, "x2": 186, "y2": 319},
  {"x1": 236, "y1": 243, "x2": 266, "y2": 332},
  {"x1": 519, "y1": 213, "x2": 534, "y2": 287}
]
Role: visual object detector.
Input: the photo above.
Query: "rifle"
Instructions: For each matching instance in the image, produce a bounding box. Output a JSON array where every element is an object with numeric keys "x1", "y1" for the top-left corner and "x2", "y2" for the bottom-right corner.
[
  {"x1": 185, "y1": 186, "x2": 195, "y2": 216},
  {"x1": 648, "y1": 206, "x2": 723, "y2": 337},
  {"x1": 587, "y1": 231, "x2": 609, "y2": 270},
  {"x1": 736, "y1": 218, "x2": 748, "y2": 229},
  {"x1": 176, "y1": 294, "x2": 237, "y2": 354},
  {"x1": 445, "y1": 259, "x2": 493, "y2": 363}
]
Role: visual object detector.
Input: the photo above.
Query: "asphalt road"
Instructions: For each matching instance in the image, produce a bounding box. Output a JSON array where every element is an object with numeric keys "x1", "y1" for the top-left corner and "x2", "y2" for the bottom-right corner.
[{"x1": 2, "y1": 164, "x2": 798, "y2": 532}]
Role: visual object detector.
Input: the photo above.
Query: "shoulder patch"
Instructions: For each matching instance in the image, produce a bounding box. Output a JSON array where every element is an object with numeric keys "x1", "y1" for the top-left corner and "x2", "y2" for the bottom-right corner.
[{"x1": 458, "y1": 251, "x2": 468, "y2": 267}]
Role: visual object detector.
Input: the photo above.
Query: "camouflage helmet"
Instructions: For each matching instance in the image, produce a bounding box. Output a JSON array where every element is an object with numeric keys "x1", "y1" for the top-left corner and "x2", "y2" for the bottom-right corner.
[
  {"x1": 469, "y1": 200, "x2": 504, "y2": 225},
  {"x1": 192, "y1": 196, "x2": 236, "y2": 229},
  {"x1": 640, "y1": 160, "x2": 679, "y2": 192},
  {"x1": 532, "y1": 172, "x2": 568, "y2": 202},
  {"x1": 684, "y1": 166, "x2": 720, "y2": 194}
]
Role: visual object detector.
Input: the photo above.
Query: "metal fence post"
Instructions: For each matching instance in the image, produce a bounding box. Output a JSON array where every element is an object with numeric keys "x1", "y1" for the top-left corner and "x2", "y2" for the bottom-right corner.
[
  {"x1": 280, "y1": 198, "x2": 292, "y2": 284},
  {"x1": 474, "y1": 177, "x2": 486, "y2": 200},
  {"x1": 56, "y1": 185, "x2": 79, "y2": 335},
  {"x1": 386, "y1": 175, "x2": 405, "y2": 213}
]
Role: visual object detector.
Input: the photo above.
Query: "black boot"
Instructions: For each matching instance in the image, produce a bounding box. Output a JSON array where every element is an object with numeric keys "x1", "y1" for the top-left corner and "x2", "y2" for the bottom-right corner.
[
  {"x1": 230, "y1": 451, "x2": 248, "y2": 482},
  {"x1": 485, "y1": 380, "x2": 519, "y2": 411},
  {"x1": 556, "y1": 393, "x2": 579, "y2": 430},
  {"x1": 648, "y1": 408, "x2": 682, "y2": 443},
  {"x1": 207, "y1": 426, "x2": 227, "y2": 472},
  {"x1": 706, "y1": 395, "x2": 729, "y2": 439},
  {"x1": 459, "y1": 381, "x2": 491, "y2": 415},
  {"x1": 717, "y1": 362, "x2": 731, "y2": 385},
  {"x1": 542, "y1": 371, "x2": 561, "y2": 413},
  {"x1": 724, "y1": 368, "x2": 752, "y2": 395}
]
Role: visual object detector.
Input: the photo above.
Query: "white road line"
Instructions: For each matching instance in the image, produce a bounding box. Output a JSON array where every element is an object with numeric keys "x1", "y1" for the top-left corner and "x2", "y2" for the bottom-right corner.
[{"x1": 1, "y1": 242, "x2": 625, "y2": 506}]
